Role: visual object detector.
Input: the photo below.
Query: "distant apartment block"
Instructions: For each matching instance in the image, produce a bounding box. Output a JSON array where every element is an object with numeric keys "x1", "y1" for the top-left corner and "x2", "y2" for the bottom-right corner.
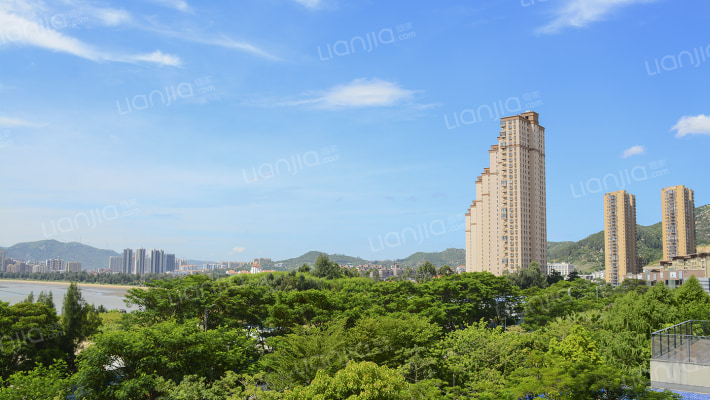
[
  {"x1": 46, "y1": 258, "x2": 64, "y2": 271},
  {"x1": 662, "y1": 185, "x2": 696, "y2": 260},
  {"x1": 547, "y1": 262, "x2": 575, "y2": 279},
  {"x1": 134, "y1": 248, "x2": 146, "y2": 275},
  {"x1": 149, "y1": 249, "x2": 164, "y2": 274},
  {"x1": 465, "y1": 111, "x2": 547, "y2": 275},
  {"x1": 6, "y1": 261, "x2": 31, "y2": 274},
  {"x1": 109, "y1": 256, "x2": 123, "y2": 272},
  {"x1": 604, "y1": 190, "x2": 639, "y2": 286},
  {"x1": 65, "y1": 262, "x2": 82, "y2": 273},
  {"x1": 32, "y1": 264, "x2": 51, "y2": 273},
  {"x1": 0, "y1": 250, "x2": 4, "y2": 273},
  {"x1": 165, "y1": 254, "x2": 176, "y2": 272},
  {"x1": 122, "y1": 248, "x2": 134, "y2": 274}
]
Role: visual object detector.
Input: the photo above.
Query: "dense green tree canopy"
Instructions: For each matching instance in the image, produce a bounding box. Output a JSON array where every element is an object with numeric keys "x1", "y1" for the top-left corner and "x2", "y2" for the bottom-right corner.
[{"x1": 1, "y1": 271, "x2": 702, "y2": 399}]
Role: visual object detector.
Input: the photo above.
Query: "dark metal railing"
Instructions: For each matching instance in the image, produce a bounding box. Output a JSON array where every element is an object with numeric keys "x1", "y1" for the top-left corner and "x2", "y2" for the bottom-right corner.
[{"x1": 651, "y1": 320, "x2": 710, "y2": 365}]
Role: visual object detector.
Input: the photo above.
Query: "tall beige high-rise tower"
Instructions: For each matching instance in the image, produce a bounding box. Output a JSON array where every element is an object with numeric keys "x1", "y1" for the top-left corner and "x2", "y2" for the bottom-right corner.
[
  {"x1": 662, "y1": 185, "x2": 696, "y2": 260},
  {"x1": 465, "y1": 111, "x2": 547, "y2": 275},
  {"x1": 604, "y1": 190, "x2": 638, "y2": 285}
]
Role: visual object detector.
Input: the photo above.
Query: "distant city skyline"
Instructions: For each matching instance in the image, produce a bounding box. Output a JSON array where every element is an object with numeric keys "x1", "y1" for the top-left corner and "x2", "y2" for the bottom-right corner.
[{"x1": 1, "y1": 0, "x2": 709, "y2": 261}]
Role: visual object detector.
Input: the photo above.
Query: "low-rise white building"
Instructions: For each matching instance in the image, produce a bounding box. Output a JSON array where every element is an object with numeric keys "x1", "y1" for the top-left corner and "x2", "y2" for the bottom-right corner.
[{"x1": 547, "y1": 262, "x2": 575, "y2": 279}]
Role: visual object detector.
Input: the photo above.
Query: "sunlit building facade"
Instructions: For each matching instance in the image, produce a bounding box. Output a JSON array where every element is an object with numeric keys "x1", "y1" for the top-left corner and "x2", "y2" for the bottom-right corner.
[
  {"x1": 662, "y1": 185, "x2": 696, "y2": 260},
  {"x1": 465, "y1": 111, "x2": 547, "y2": 275},
  {"x1": 604, "y1": 190, "x2": 638, "y2": 286}
]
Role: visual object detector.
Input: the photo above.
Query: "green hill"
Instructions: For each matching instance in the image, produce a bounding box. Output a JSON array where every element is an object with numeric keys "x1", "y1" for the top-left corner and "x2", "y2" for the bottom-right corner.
[
  {"x1": 2, "y1": 240, "x2": 119, "y2": 270},
  {"x1": 697, "y1": 204, "x2": 710, "y2": 245},
  {"x1": 393, "y1": 248, "x2": 465, "y2": 268},
  {"x1": 272, "y1": 251, "x2": 371, "y2": 270},
  {"x1": 272, "y1": 248, "x2": 465, "y2": 270}
]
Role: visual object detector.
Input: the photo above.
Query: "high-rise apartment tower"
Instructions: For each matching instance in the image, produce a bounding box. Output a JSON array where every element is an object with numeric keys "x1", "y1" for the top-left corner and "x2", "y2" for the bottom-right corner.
[
  {"x1": 662, "y1": 185, "x2": 696, "y2": 260},
  {"x1": 122, "y1": 248, "x2": 134, "y2": 274},
  {"x1": 134, "y1": 248, "x2": 146, "y2": 275},
  {"x1": 604, "y1": 190, "x2": 638, "y2": 285},
  {"x1": 465, "y1": 111, "x2": 547, "y2": 275}
]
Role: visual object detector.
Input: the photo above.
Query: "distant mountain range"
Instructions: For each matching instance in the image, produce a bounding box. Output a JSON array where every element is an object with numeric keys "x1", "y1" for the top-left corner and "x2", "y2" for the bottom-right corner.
[
  {"x1": 1, "y1": 205, "x2": 707, "y2": 272},
  {"x1": 266, "y1": 248, "x2": 466, "y2": 270}
]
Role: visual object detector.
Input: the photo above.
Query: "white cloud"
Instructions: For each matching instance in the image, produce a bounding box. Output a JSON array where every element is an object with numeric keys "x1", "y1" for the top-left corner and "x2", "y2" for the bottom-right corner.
[
  {"x1": 0, "y1": 10, "x2": 180, "y2": 66},
  {"x1": 122, "y1": 50, "x2": 182, "y2": 67},
  {"x1": 148, "y1": 29, "x2": 281, "y2": 61},
  {"x1": 144, "y1": 0, "x2": 191, "y2": 13},
  {"x1": 292, "y1": 0, "x2": 322, "y2": 9},
  {"x1": 92, "y1": 8, "x2": 132, "y2": 26},
  {"x1": 282, "y1": 78, "x2": 419, "y2": 109},
  {"x1": 621, "y1": 145, "x2": 645, "y2": 158},
  {"x1": 537, "y1": 0, "x2": 657, "y2": 34},
  {"x1": 230, "y1": 246, "x2": 247, "y2": 254},
  {"x1": 671, "y1": 114, "x2": 710, "y2": 138},
  {"x1": 0, "y1": 116, "x2": 47, "y2": 128}
]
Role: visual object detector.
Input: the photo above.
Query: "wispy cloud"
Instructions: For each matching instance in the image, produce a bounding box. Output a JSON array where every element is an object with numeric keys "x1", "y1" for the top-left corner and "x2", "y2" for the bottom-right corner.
[
  {"x1": 144, "y1": 0, "x2": 191, "y2": 13},
  {"x1": 146, "y1": 28, "x2": 281, "y2": 61},
  {"x1": 122, "y1": 50, "x2": 181, "y2": 66},
  {"x1": 671, "y1": 114, "x2": 710, "y2": 138},
  {"x1": 229, "y1": 246, "x2": 247, "y2": 254},
  {"x1": 279, "y1": 78, "x2": 420, "y2": 109},
  {"x1": 92, "y1": 7, "x2": 132, "y2": 26},
  {"x1": 0, "y1": 10, "x2": 181, "y2": 66},
  {"x1": 0, "y1": 116, "x2": 47, "y2": 128},
  {"x1": 537, "y1": 0, "x2": 658, "y2": 34},
  {"x1": 621, "y1": 145, "x2": 645, "y2": 158},
  {"x1": 292, "y1": 0, "x2": 322, "y2": 9}
]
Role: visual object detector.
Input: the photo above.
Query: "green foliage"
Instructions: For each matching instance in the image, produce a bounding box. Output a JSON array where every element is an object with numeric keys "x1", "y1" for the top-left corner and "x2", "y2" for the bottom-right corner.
[
  {"x1": 675, "y1": 275, "x2": 710, "y2": 320},
  {"x1": 0, "y1": 360, "x2": 71, "y2": 400},
  {"x1": 262, "y1": 320, "x2": 348, "y2": 390},
  {"x1": 0, "y1": 301, "x2": 66, "y2": 380},
  {"x1": 506, "y1": 262, "x2": 548, "y2": 290},
  {"x1": 416, "y1": 261, "x2": 437, "y2": 281},
  {"x1": 285, "y1": 361, "x2": 430, "y2": 400},
  {"x1": 697, "y1": 204, "x2": 710, "y2": 244},
  {"x1": 0, "y1": 270, "x2": 171, "y2": 285},
  {"x1": 154, "y1": 372, "x2": 247, "y2": 400},
  {"x1": 312, "y1": 254, "x2": 342, "y2": 280},
  {"x1": 438, "y1": 265, "x2": 455, "y2": 276},
  {"x1": 2, "y1": 265, "x2": 703, "y2": 398},
  {"x1": 522, "y1": 279, "x2": 606, "y2": 330},
  {"x1": 72, "y1": 320, "x2": 257, "y2": 399},
  {"x1": 566, "y1": 270, "x2": 580, "y2": 281},
  {"x1": 434, "y1": 320, "x2": 529, "y2": 397},
  {"x1": 547, "y1": 269, "x2": 564, "y2": 286},
  {"x1": 61, "y1": 282, "x2": 101, "y2": 368},
  {"x1": 347, "y1": 314, "x2": 440, "y2": 381},
  {"x1": 37, "y1": 290, "x2": 55, "y2": 310}
]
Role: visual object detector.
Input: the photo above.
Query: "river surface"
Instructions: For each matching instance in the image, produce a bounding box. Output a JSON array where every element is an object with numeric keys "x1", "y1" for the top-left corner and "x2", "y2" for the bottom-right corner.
[{"x1": 0, "y1": 280, "x2": 141, "y2": 313}]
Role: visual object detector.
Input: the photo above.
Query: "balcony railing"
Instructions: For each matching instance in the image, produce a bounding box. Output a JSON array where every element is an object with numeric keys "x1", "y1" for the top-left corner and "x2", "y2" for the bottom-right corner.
[{"x1": 652, "y1": 320, "x2": 710, "y2": 365}]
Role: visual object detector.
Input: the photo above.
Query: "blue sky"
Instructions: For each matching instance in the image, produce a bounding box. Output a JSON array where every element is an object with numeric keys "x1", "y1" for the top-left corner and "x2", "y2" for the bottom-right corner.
[{"x1": 1, "y1": 0, "x2": 708, "y2": 263}]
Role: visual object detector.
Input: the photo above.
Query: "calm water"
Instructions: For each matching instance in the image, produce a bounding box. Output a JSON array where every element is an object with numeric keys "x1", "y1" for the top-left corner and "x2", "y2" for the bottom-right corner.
[{"x1": 0, "y1": 280, "x2": 140, "y2": 313}]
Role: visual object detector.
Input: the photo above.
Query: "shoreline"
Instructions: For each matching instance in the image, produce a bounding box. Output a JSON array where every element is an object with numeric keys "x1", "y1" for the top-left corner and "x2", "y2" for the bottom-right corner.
[{"x1": 0, "y1": 279, "x2": 145, "y2": 290}]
